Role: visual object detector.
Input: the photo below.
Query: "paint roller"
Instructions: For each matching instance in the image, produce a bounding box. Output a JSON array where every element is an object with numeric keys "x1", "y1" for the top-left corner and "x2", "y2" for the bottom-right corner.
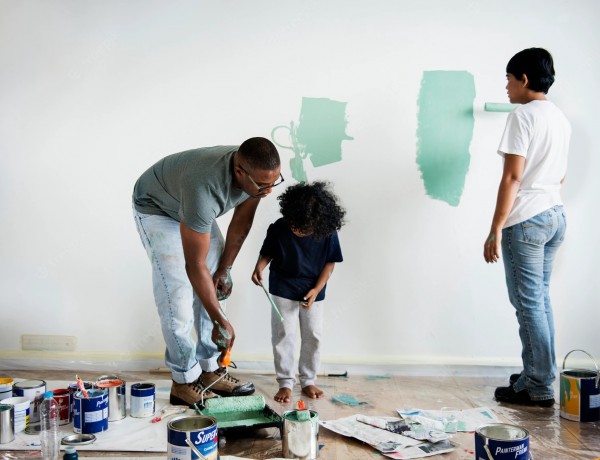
[
  {"x1": 484, "y1": 102, "x2": 518, "y2": 112},
  {"x1": 203, "y1": 394, "x2": 267, "y2": 415}
]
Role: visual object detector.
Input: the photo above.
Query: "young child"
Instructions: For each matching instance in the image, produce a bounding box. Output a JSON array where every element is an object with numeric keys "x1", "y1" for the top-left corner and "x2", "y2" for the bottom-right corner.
[{"x1": 252, "y1": 181, "x2": 345, "y2": 403}]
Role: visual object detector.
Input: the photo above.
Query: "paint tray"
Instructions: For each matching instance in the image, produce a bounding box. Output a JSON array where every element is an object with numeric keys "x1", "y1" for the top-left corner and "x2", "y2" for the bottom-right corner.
[{"x1": 202, "y1": 395, "x2": 283, "y2": 436}]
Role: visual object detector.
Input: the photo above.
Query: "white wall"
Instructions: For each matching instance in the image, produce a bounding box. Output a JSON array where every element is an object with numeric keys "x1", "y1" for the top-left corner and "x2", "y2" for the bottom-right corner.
[{"x1": 1, "y1": 0, "x2": 598, "y2": 371}]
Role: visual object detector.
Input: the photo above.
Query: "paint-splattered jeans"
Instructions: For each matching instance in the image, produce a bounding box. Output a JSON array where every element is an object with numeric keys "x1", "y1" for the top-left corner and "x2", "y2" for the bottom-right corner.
[
  {"x1": 133, "y1": 208, "x2": 225, "y2": 384},
  {"x1": 502, "y1": 205, "x2": 567, "y2": 400}
]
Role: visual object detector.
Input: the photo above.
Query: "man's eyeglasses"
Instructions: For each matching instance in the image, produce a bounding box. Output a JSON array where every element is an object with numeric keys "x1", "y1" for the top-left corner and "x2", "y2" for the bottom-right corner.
[{"x1": 238, "y1": 164, "x2": 285, "y2": 193}]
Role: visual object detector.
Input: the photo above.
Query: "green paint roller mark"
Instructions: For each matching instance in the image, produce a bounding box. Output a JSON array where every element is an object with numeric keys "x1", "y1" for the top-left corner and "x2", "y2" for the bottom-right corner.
[
  {"x1": 416, "y1": 71, "x2": 476, "y2": 207},
  {"x1": 272, "y1": 97, "x2": 353, "y2": 182}
]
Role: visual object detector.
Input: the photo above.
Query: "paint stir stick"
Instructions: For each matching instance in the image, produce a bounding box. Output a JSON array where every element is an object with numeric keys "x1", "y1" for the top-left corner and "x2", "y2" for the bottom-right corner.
[
  {"x1": 75, "y1": 375, "x2": 88, "y2": 398},
  {"x1": 259, "y1": 282, "x2": 284, "y2": 321}
]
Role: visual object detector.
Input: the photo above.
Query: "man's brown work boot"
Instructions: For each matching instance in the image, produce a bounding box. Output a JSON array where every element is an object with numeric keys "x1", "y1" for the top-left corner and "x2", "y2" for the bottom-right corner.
[
  {"x1": 201, "y1": 367, "x2": 255, "y2": 396},
  {"x1": 169, "y1": 376, "x2": 218, "y2": 408}
]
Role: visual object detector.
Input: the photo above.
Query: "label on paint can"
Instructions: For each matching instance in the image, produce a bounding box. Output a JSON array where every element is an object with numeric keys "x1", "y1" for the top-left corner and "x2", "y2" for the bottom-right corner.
[
  {"x1": 474, "y1": 424, "x2": 530, "y2": 460},
  {"x1": 167, "y1": 415, "x2": 218, "y2": 460},
  {"x1": 130, "y1": 383, "x2": 155, "y2": 418},
  {"x1": 52, "y1": 389, "x2": 72, "y2": 425},
  {"x1": 12, "y1": 379, "x2": 46, "y2": 425},
  {"x1": 73, "y1": 389, "x2": 109, "y2": 434}
]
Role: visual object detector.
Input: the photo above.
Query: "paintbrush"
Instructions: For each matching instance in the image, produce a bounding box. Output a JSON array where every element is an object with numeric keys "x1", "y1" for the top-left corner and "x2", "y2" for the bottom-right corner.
[
  {"x1": 75, "y1": 375, "x2": 89, "y2": 398},
  {"x1": 259, "y1": 282, "x2": 284, "y2": 321}
]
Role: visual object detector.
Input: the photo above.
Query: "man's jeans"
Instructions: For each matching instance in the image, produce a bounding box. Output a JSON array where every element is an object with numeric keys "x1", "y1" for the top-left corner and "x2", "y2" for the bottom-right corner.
[
  {"x1": 133, "y1": 208, "x2": 225, "y2": 383},
  {"x1": 502, "y1": 205, "x2": 567, "y2": 400}
]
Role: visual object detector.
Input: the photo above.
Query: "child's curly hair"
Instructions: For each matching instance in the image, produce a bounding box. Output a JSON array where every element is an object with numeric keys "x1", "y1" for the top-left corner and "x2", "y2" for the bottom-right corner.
[{"x1": 278, "y1": 181, "x2": 346, "y2": 238}]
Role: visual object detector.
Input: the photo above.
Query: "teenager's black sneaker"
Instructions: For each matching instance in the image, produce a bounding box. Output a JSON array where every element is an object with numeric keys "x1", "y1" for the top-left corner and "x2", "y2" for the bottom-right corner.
[{"x1": 494, "y1": 386, "x2": 554, "y2": 407}]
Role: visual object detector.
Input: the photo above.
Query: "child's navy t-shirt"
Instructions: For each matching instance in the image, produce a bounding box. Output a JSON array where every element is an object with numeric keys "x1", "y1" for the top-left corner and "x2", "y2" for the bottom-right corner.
[{"x1": 260, "y1": 218, "x2": 343, "y2": 302}]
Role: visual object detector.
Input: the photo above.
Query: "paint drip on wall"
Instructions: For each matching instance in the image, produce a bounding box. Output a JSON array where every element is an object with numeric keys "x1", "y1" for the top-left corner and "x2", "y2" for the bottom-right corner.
[
  {"x1": 272, "y1": 97, "x2": 353, "y2": 182},
  {"x1": 416, "y1": 71, "x2": 475, "y2": 207}
]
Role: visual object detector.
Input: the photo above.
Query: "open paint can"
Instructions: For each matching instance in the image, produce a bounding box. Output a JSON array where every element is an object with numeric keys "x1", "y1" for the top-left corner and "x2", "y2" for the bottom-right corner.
[
  {"x1": 0, "y1": 404, "x2": 15, "y2": 444},
  {"x1": 12, "y1": 379, "x2": 45, "y2": 425},
  {"x1": 167, "y1": 415, "x2": 219, "y2": 460},
  {"x1": 73, "y1": 389, "x2": 109, "y2": 434},
  {"x1": 475, "y1": 424, "x2": 530, "y2": 460},
  {"x1": 0, "y1": 379, "x2": 13, "y2": 400},
  {"x1": 96, "y1": 377, "x2": 126, "y2": 421},
  {"x1": 560, "y1": 349, "x2": 600, "y2": 422},
  {"x1": 130, "y1": 383, "x2": 155, "y2": 418},
  {"x1": 0, "y1": 397, "x2": 29, "y2": 433},
  {"x1": 282, "y1": 410, "x2": 319, "y2": 460}
]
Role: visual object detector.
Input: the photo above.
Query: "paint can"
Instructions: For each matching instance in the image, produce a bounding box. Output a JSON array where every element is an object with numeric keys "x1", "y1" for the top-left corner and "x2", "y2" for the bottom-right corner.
[
  {"x1": 167, "y1": 415, "x2": 219, "y2": 460},
  {"x1": 12, "y1": 379, "x2": 45, "y2": 425},
  {"x1": 0, "y1": 378, "x2": 13, "y2": 400},
  {"x1": 73, "y1": 389, "x2": 109, "y2": 434},
  {"x1": 68, "y1": 381, "x2": 94, "y2": 418},
  {"x1": 0, "y1": 396, "x2": 29, "y2": 433},
  {"x1": 0, "y1": 404, "x2": 15, "y2": 444},
  {"x1": 130, "y1": 383, "x2": 155, "y2": 418},
  {"x1": 52, "y1": 388, "x2": 72, "y2": 425},
  {"x1": 96, "y1": 377, "x2": 126, "y2": 421},
  {"x1": 474, "y1": 424, "x2": 530, "y2": 460},
  {"x1": 560, "y1": 349, "x2": 600, "y2": 423},
  {"x1": 282, "y1": 410, "x2": 319, "y2": 460}
]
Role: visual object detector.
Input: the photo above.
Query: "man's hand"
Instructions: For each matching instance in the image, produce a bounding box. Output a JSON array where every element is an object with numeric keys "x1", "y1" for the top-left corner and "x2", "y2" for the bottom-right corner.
[
  {"x1": 211, "y1": 319, "x2": 235, "y2": 352},
  {"x1": 213, "y1": 266, "x2": 233, "y2": 300}
]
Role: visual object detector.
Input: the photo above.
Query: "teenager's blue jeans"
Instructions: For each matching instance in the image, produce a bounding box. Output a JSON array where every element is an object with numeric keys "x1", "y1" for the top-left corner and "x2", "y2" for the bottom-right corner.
[
  {"x1": 502, "y1": 205, "x2": 567, "y2": 400},
  {"x1": 133, "y1": 208, "x2": 225, "y2": 383}
]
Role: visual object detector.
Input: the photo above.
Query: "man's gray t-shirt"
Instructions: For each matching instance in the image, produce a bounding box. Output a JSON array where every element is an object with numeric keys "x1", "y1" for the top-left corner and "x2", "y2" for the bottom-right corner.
[{"x1": 133, "y1": 146, "x2": 249, "y2": 233}]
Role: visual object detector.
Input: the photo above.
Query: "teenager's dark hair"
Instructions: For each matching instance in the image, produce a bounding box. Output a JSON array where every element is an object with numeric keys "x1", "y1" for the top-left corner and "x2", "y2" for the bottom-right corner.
[
  {"x1": 238, "y1": 137, "x2": 280, "y2": 170},
  {"x1": 278, "y1": 181, "x2": 346, "y2": 238},
  {"x1": 506, "y1": 47, "x2": 555, "y2": 94}
]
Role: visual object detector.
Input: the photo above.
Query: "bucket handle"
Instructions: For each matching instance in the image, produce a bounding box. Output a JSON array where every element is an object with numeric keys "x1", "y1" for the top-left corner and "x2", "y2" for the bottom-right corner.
[{"x1": 562, "y1": 349, "x2": 600, "y2": 389}]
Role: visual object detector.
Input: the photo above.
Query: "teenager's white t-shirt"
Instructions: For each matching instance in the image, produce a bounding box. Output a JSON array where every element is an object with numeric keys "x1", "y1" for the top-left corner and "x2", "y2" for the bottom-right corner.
[{"x1": 498, "y1": 100, "x2": 571, "y2": 228}]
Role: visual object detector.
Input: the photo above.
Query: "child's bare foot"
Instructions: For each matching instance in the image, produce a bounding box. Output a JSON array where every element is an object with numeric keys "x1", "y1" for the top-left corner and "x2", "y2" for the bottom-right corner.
[
  {"x1": 302, "y1": 385, "x2": 324, "y2": 399},
  {"x1": 274, "y1": 387, "x2": 292, "y2": 403}
]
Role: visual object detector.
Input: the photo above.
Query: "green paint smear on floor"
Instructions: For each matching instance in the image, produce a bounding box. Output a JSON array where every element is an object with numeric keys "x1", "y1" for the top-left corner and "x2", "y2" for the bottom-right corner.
[{"x1": 416, "y1": 71, "x2": 475, "y2": 207}]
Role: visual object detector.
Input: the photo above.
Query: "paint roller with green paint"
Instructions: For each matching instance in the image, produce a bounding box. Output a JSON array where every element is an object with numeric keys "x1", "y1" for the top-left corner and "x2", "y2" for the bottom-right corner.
[
  {"x1": 202, "y1": 395, "x2": 283, "y2": 431},
  {"x1": 484, "y1": 102, "x2": 519, "y2": 112}
]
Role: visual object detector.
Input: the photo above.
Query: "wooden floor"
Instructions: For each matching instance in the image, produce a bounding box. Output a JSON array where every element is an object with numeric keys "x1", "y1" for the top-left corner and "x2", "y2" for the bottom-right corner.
[{"x1": 1, "y1": 367, "x2": 599, "y2": 459}]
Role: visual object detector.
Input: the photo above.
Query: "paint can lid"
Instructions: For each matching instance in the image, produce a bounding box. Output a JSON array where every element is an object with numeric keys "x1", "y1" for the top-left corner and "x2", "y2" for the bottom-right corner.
[{"x1": 61, "y1": 433, "x2": 96, "y2": 445}]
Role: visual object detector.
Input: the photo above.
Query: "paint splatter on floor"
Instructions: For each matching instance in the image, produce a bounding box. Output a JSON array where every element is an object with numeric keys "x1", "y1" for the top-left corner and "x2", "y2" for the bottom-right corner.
[
  {"x1": 331, "y1": 393, "x2": 367, "y2": 406},
  {"x1": 416, "y1": 71, "x2": 475, "y2": 207}
]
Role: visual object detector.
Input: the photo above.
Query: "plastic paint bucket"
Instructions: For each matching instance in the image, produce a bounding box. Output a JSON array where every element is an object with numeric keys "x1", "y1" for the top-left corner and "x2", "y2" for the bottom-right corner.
[
  {"x1": 52, "y1": 388, "x2": 72, "y2": 425},
  {"x1": 73, "y1": 389, "x2": 109, "y2": 434},
  {"x1": 12, "y1": 379, "x2": 45, "y2": 425},
  {"x1": 96, "y1": 378, "x2": 126, "y2": 421},
  {"x1": 130, "y1": 383, "x2": 155, "y2": 418},
  {"x1": 167, "y1": 415, "x2": 219, "y2": 460},
  {"x1": 0, "y1": 404, "x2": 15, "y2": 444},
  {"x1": 282, "y1": 410, "x2": 319, "y2": 460},
  {"x1": 0, "y1": 379, "x2": 13, "y2": 400},
  {"x1": 475, "y1": 424, "x2": 530, "y2": 460},
  {"x1": 560, "y1": 349, "x2": 600, "y2": 422},
  {"x1": 0, "y1": 396, "x2": 29, "y2": 433}
]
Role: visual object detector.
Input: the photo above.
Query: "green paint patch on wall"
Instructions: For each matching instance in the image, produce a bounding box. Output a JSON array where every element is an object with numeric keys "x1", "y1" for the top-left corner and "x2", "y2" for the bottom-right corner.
[
  {"x1": 416, "y1": 71, "x2": 476, "y2": 207},
  {"x1": 272, "y1": 97, "x2": 352, "y2": 182}
]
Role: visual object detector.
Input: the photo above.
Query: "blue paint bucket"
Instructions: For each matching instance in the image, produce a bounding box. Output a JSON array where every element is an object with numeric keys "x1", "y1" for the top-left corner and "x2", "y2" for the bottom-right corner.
[
  {"x1": 167, "y1": 415, "x2": 218, "y2": 460},
  {"x1": 130, "y1": 383, "x2": 155, "y2": 418},
  {"x1": 73, "y1": 389, "x2": 108, "y2": 434},
  {"x1": 474, "y1": 424, "x2": 530, "y2": 460}
]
